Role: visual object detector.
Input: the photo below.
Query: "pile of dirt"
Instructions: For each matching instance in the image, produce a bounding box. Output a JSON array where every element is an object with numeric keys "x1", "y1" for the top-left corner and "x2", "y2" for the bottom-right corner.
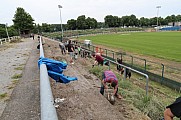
[{"x1": 43, "y1": 37, "x2": 150, "y2": 120}]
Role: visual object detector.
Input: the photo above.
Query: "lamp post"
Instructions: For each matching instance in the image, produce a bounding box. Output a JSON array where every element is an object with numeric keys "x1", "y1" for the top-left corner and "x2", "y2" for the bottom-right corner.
[
  {"x1": 156, "y1": 6, "x2": 161, "y2": 31},
  {"x1": 58, "y1": 5, "x2": 63, "y2": 42},
  {"x1": 5, "y1": 23, "x2": 10, "y2": 42}
]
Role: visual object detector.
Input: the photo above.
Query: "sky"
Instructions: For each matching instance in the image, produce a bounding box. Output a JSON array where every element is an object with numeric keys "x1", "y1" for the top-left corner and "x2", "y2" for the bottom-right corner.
[{"x1": 1, "y1": 0, "x2": 181, "y2": 26}]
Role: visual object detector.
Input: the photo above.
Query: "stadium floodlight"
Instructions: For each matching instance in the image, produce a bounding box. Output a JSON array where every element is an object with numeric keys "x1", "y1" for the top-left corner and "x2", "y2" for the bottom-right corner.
[
  {"x1": 58, "y1": 5, "x2": 63, "y2": 42},
  {"x1": 156, "y1": 6, "x2": 161, "y2": 31}
]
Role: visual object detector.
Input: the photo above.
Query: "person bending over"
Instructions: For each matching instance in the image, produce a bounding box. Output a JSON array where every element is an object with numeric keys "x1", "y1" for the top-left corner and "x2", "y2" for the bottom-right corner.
[
  {"x1": 92, "y1": 53, "x2": 103, "y2": 67},
  {"x1": 100, "y1": 70, "x2": 122, "y2": 99}
]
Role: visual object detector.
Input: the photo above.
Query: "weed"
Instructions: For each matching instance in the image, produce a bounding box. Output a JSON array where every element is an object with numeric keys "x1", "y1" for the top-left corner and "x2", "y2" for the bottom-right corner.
[
  {"x1": 89, "y1": 66, "x2": 103, "y2": 79},
  {"x1": 14, "y1": 67, "x2": 23, "y2": 70},
  {"x1": 12, "y1": 80, "x2": 19, "y2": 84},
  {"x1": 11, "y1": 73, "x2": 22, "y2": 79},
  {"x1": 0, "y1": 93, "x2": 7, "y2": 99},
  {"x1": 7, "y1": 86, "x2": 14, "y2": 89}
]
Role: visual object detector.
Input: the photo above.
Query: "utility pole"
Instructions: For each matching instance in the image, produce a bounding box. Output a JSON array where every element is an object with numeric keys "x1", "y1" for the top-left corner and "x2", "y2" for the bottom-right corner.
[{"x1": 5, "y1": 23, "x2": 10, "y2": 42}]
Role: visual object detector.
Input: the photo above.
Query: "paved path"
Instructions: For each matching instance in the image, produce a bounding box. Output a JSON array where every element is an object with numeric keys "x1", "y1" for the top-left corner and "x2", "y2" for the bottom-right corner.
[{"x1": 0, "y1": 38, "x2": 40, "y2": 120}]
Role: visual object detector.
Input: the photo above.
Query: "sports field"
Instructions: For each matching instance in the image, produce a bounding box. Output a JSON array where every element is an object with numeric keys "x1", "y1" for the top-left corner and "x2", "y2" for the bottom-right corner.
[{"x1": 79, "y1": 32, "x2": 181, "y2": 62}]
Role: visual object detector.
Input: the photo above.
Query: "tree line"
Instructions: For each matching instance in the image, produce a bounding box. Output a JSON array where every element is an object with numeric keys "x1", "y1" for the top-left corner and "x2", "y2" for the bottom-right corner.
[{"x1": 1, "y1": 7, "x2": 181, "y2": 38}]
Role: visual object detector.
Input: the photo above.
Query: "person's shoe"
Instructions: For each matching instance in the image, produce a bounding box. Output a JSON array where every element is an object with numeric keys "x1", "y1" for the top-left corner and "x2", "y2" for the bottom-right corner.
[
  {"x1": 71, "y1": 62, "x2": 74, "y2": 64},
  {"x1": 92, "y1": 65, "x2": 94, "y2": 68}
]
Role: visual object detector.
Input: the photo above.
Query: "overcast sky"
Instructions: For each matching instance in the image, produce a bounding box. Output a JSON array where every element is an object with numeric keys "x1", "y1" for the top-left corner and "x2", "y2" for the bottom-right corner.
[{"x1": 1, "y1": 0, "x2": 181, "y2": 26}]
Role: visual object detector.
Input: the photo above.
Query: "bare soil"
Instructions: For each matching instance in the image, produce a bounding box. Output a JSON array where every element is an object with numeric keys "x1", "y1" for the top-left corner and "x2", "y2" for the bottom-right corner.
[
  {"x1": 43, "y1": 38, "x2": 150, "y2": 120},
  {"x1": 0, "y1": 38, "x2": 39, "y2": 120}
]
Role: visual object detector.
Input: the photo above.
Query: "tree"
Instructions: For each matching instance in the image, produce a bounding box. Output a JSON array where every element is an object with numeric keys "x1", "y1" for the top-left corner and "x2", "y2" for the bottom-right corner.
[
  {"x1": 41, "y1": 23, "x2": 50, "y2": 32},
  {"x1": 122, "y1": 16, "x2": 130, "y2": 27},
  {"x1": 13, "y1": 7, "x2": 34, "y2": 33},
  {"x1": 76, "y1": 15, "x2": 87, "y2": 29},
  {"x1": 139, "y1": 17, "x2": 150, "y2": 27},
  {"x1": 104, "y1": 15, "x2": 116, "y2": 27},
  {"x1": 86, "y1": 17, "x2": 97, "y2": 29},
  {"x1": 129, "y1": 14, "x2": 139, "y2": 26},
  {"x1": 176, "y1": 15, "x2": 181, "y2": 22},
  {"x1": 67, "y1": 19, "x2": 77, "y2": 30}
]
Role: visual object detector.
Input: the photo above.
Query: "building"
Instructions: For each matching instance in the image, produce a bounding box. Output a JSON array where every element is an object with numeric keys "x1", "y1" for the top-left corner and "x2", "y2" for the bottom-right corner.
[{"x1": 168, "y1": 22, "x2": 181, "y2": 26}]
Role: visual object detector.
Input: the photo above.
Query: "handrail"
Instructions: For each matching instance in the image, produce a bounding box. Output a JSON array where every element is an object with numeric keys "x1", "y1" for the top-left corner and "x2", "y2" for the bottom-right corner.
[
  {"x1": 39, "y1": 36, "x2": 58, "y2": 120},
  {"x1": 0, "y1": 36, "x2": 20, "y2": 45},
  {"x1": 103, "y1": 57, "x2": 149, "y2": 96}
]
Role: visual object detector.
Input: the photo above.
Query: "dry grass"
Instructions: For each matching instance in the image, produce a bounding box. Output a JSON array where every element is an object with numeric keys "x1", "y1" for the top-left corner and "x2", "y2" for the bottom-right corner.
[
  {"x1": 11, "y1": 73, "x2": 22, "y2": 79},
  {"x1": 0, "y1": 93, "x2": 8, "y2": 99}
]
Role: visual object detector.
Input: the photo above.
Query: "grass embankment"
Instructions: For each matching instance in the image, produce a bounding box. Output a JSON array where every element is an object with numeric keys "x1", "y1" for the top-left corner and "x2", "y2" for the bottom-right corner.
[
  {"x1": 89, "y1": 66, "x2": 180, "y2": 120},
  {"x1": 79, "y1": 32, "x2": 181, "y2": 62}
]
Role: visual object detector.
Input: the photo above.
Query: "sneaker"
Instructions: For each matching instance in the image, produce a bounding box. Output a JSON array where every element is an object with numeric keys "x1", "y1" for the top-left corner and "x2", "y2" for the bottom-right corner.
[{"x1": 71, "y1": 62, "x2": 74, "y2": 64}]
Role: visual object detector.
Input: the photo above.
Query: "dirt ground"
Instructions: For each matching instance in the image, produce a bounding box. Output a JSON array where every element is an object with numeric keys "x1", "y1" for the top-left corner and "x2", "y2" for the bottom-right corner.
[
  {"x1": 43, "y1": 38, "x2": 150, "y2": 120},
  {"x1": 0, "y1": 38, "x2": 35, "y2": 117}
]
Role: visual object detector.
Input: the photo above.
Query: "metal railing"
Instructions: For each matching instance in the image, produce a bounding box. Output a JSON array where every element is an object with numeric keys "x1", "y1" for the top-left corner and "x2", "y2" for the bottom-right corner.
[
  {"x1": 39, "y1": 37, "x2": 58, "y2": 120},
  {"x1": 70, "y1": 41, "x2": 149, "y2": 96},
  {"x1": 103, "y1": 57, "x2": 149, "y2": 96},
  {"x1": 0, "y1": 36, "x2": 20, "y2": 45}
]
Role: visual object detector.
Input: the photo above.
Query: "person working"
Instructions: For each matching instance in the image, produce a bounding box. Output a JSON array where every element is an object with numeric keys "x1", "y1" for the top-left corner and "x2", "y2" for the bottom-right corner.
[
  {"x1": 92, "y1": 52, "x2": 104, "y2": 67},
  {"x1": 100, "y1": 70, "x2": 122, "y2": 99},
  {"x1": 59, "y1": 42, "x2": 66, "y2": 55},
  {"x1": 67, "y1": 40, "x2": 74, "y2": 64},
  {"x1": 164, "y1": 96, "x2": 181, "y2": 120}
]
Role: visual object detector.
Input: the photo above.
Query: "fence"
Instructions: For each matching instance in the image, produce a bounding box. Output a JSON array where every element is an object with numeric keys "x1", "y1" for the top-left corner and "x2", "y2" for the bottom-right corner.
[
  {"x1": 74, "y1": 41, "x2": 181, "y2": 92},
  {"x1": 39, "y1": 37, "x2": 58, "y2": 120},
  {"x1": 0, "y1": 36, "x2": 20, "y2": 45}
]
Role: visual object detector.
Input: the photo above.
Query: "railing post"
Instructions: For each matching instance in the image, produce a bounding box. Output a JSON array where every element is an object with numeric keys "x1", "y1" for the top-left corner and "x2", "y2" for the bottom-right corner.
[
  {"x1": 112, "y1": 51, "x2": 114, "y2": 60},
  {"x1": 92, "y1": 46, "x2": 95, "y2": 52},
  {"x1": 144, "y1": 59, "x2": 146, "y2": 71},
  {"x1": 106, "y1": 49, "x2": 107, "y2": 57},
  {"x1": 123, "y1": 67, "x2": 126, "y2": 80},
  {"x1": 161, "y1": 63, "x2": 164, "y2": 84},
  {"x1": 108, "y1": 61, "x2": 110, "y2": 70},
  {"x1": 131, "y1": 55, "x2": 133, "y2": 67}
]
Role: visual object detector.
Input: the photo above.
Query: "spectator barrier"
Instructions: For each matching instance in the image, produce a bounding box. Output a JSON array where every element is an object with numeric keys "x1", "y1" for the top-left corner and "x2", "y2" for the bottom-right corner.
[{"x1": 39, "y1": 37, "x2": 58, "y2": 120}]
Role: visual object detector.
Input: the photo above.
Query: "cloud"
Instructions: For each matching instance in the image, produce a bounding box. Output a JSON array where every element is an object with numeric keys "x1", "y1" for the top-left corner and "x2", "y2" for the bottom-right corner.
[{"x1": 1, "y1": 0, "x2": 181, "y2": 25}]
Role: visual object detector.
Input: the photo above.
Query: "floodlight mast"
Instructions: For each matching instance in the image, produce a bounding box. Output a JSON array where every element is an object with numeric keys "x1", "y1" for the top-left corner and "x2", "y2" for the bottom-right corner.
[
  {"x1": 58, "y1": 5, "x2": 63, "y2": 42},
  {"x1": 156, "y1": 6, "x2": 161, "y2": 31}
]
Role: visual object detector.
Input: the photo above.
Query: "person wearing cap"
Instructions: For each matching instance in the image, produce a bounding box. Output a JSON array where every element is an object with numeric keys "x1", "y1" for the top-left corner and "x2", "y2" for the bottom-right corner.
[
  {"x1": 164, "y1": 96, "x2": 181, "y2": 120},
  {"x1": 100, "y1": 70, "x2": 122, "y2": 99}
]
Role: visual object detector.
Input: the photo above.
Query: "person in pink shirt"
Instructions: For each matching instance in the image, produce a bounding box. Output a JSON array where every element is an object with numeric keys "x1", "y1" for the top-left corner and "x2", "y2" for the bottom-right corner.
[{"x1": 100, "y1": 70, "x2": 122, "y2": 99}]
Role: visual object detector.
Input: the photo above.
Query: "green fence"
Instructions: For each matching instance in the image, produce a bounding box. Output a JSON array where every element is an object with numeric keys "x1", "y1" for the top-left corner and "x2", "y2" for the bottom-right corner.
[{"x1": 75, "y1": 40, "x2": 181, "y2": 92}]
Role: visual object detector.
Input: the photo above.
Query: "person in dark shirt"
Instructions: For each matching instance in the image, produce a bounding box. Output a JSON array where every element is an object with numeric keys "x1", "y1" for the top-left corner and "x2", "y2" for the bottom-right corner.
[
  {"x1": 164, "y1": 96, "x2": 181, "y2": 120},
  {"x1": 67, "y1": 40, "x2": 74, "y2": 64},
  {"x1": 117, "y1": 58, "x2": 123, "y2": 73}
]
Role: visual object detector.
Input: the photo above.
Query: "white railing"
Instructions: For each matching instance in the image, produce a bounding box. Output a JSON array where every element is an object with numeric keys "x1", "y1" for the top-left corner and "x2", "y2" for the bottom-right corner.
[
  {"x1": 39, "y1": 36, "x2": 58, "y2": 120},
  {"x1": 0, "y1": 36, "x2": 20, "y2": 45}
]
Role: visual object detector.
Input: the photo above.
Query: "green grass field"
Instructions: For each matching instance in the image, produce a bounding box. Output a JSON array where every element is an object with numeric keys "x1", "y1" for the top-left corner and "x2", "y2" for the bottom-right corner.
[{"x1": 79, "y1": 32, "x2": 181, "y2": 62}]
